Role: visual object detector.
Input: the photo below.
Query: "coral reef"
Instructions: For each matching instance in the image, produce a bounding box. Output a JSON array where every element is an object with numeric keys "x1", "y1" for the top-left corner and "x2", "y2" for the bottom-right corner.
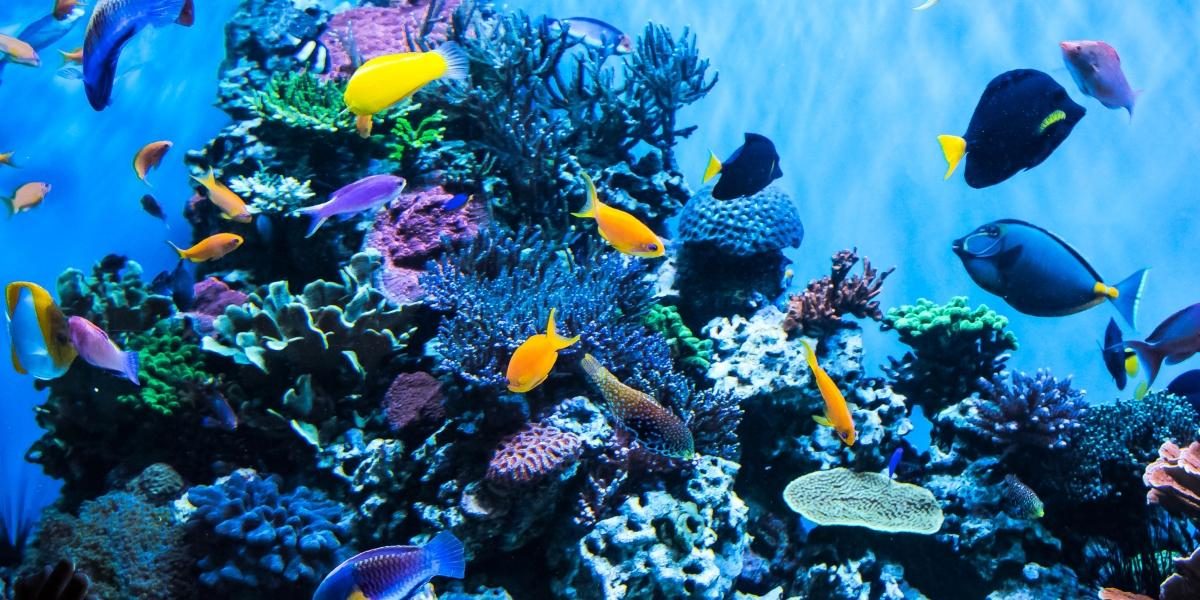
[
  {"x1": 485, "y1": 421, "x2": 583, "y2": 489},
  {"x1": 782, "y1": 248, "x2": 894, "y2": 337},
  {"x1": 783, "y1": 468, "x2": 944, "y2": 534},
  {"x1": 319, "y1": 1, "x2": 460, "y2": 80},
  {"x1": 959, "y1": 369, "x2": 1088, "y2": 451},
  {"x1": 383, "y1": 371, "x2": 446, "y2": 433},
  {"x1": 56, "y1": 258, "x2": 174, "y2": 332},
  {"x1": 116, "y1": 319, "x2": 209, "y2": 416},
  {"x1": 643, "y1": 304, "x2": 714, "y2": 374},
  {"x1": 250, "y1": 72, "x2": 351, "y2": 133},
  {"x1": 1144, "y1": 441, "x2": 1200, "y2": 519},
  {"x1": 228, "y1": 169, "x2": 315, "y2": 215}
]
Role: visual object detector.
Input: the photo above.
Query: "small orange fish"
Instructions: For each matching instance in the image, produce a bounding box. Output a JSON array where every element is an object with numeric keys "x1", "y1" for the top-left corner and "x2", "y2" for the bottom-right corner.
[
  {"x1": 59, "y1": 47, "x2": 83, "y2": 65},
  {"x1": 0, "y1": 152, "x2": 15, "y2": 168},
  {"x1": 505, "y1": 308, "x2": 580, "y2": 393},
  {"x1": 801, "y1": 340, "x2": 856, "y2": 446},
  {"x1": 571, "y1": 174, "x2": 664, "y2": 258},
  {"x1": 133, "y1": 141, "x2": 172, "y2": 185},
  {"x1": 0, "y1": 34, "x2": 39, "y2": 67},
  {"x1": 168, "y1": 233, "x2": 244, "y2": 262},
  {"x1": 53, "y1": 0, "x2": 83, "y2": 20},
  {"x1": 4, "y1": 182, "x2": 50, "y2": 216},
  {"x1": 191, "y1": 169, "x2": 253, "y2": 223}
]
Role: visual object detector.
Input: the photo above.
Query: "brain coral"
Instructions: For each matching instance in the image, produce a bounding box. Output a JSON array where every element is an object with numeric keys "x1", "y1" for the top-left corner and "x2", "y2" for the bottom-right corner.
[
  {"x1": 486, "y1": 422, "x2": 583, "y2": 488},
  {"x1": 677, "y1": 184, "x2": 803, "y2": 256},
  {"x1": 782, "y1": 468, "x2": 944, "y2": 534}
]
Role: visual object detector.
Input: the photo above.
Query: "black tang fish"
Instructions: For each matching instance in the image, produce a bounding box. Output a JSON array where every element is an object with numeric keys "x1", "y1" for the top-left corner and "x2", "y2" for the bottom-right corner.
[
  {"x1": 938, "y1": 69, "x2": 1085, "y2": 188},
  {"x1": 703, "y1": 132, "x2": 783, "y2": 200}
]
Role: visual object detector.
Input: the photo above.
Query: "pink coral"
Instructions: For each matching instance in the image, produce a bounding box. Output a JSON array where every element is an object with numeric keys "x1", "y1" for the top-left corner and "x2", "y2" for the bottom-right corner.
[
  {"x1": 383, "y1": 371, "x2": 445, "y2": 431},
  {"x1": 192, "y1": 278, "x2": 248, "y2": 317},
  {"x1": 1144, "y1": 440, "x2": 1200, "y2": 519},
  {"x1": 363, "y1": 186, "x2": 489, "y2": 304},
  {"x1": 319, "y1": 0, "x2": 461, "y2": 80},
  {"x1": 486, "y1": 422, "x2": 582, "y2": 488},
  {"x1": 783, "y1": 248, "x2": 894, "y2": 337}
]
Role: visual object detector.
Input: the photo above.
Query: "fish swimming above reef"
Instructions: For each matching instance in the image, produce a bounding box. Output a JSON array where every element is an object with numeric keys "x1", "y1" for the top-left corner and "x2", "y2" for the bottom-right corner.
[
  {"x1": 506, "y1": 308, "x2": 580, "y2": 393},
  {"x1": 555, "y1": 17, "x2": 634, "y2": 53},
  {"x1": 703, "y1": 133, "x2": 783, "y2": 200},
  {"x1": 60, "y1": 47, "x2": 83, "y2": 64},
  {"x1": 67, "y1": 316, "x2": 140, "y2": 385},
  {"x1": 0, "y1": 152, "x2": 15, "y2": 167},
  {"x1": 150, "y1": 260, "x2": 194, "y2": 310},
  {"x1": 313, "y1": 531, "x2": 465, "y2": 600},
  {"x1": 579, "y1": 353, "x2": 695, "y2": 460},
  {"x1": 6, "y1": 281, "x2": 76, "y2": 380},
  {"x1": 83, "y1": 0, "x2": 195, "y2": 110},
  {"x1": 938, "y1": 69, "x2": 1085, "y2": 188},
  {"x1": 192, "y1": 169, "x2": 254, "y2": 223},
  {"x1": 1102, "y1": 318, "x2": 1139, "y2": 391},
  {"x1": 887, "y1": 446, "x2": 905, "y2": 479},
  {"x1": 1000, "y1": 474, "x2": 1044, "y2": 519},
  {"x1": 1061, "y1": 40, "x2": 1137, "y2": 118},
  {"x1": 168, "y1": 233, "x2": 243, "y2": 263},
  {"x1": 295, "y1": 174, "x2": 405, "y2": 238},
  {"x1": 133, "y1": 141, "x2": 172, "y2": 185},
  {"x1": 343, "y1": 42, "x2": 469, "y2": 138},
  {"x1": 442, "y1": 193, "x2": 472, "y2": 211},
  {"x1": 800, "y1": 340, "x2": 856, "y2": 446},
  {"x1": 1119, "y1": 303, "x2": 1200, "y2": 386},
  {"x1": 952, "y1": 219, "x2": 1146, "y2": 325},
  {"x1": 4, "y1": 182, "x2": 51, "y2": 216},
  {"x1": 571, "y1": 173, "x2": 665, "y2": 258},
  {"x1": 141, "y1": 194, "x2": 167, "y2": 224}
]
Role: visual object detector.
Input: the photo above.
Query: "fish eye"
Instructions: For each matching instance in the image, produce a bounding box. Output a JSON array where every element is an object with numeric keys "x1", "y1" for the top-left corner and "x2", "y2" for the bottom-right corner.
[
  {"x1": 962, "y1": 231, "x2": 1001, "y2": 256},
  {"x1": 646, "y1": 243, "x2": 659, "y2": 252}
]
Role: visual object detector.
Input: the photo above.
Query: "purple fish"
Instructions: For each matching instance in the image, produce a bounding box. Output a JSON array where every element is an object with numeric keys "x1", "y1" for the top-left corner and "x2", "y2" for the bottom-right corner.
[
  {"x1": 201, "y1": 391, "x2": 238, "y2": 431},
  {"x1": 887, "y1": 446, "x2": 904, "y2": 479},
  {"x1": 67, "y1": 316, "x2": 139, "y2": 385},
  {"x1": 1061, "y1": 40, "x2": 1137, "y2": 118},
  {"x1": 559, "y1": 17, "x2": 633, "y2": 54},
  {"x1": 313, "y1": 531, "x2": 465, "y2": 600},
  {"x1": 1125, "y1": 303, "x2": 1200, "y2": 386},
  {"x1": 296, "y1": 174, "x2": 405, "y2": 238}
]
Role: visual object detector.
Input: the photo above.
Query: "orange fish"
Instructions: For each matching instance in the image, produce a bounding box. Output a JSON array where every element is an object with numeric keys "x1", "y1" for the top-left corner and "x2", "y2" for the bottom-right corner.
[
  {"x1": 801, "y1": 340, "x2": 857, "y2": 446},
  {"x1": 0, "y1": 153, "x2": 15, "y2": 168},
  {"x1": 571, "y1": 174, "x2": 664, "y2": 258},
  {"x1": 505, "y1": 308, "x2": 580, "y2": 393},
  {"x1": 168, "y1": 233, "x2": 244, "y2": 262},
  {"x1": 4, "y1": 182, "x2": 50, "y2": 216},
  {"x1": 133, "y1": 141, "x2": 172, "y2": 185},
  {"x1": 59, "y1": 47, "x2": 83, "y2": 64},
  {"x1": 0, "y1": 34, "x2": 39, "y2": 67},
  {"x1": 53, "y1": 0, "x2": 83, "y2": 20},
  {"x1": 191, "y1": 169, "x2": 253, "y2": 223}
]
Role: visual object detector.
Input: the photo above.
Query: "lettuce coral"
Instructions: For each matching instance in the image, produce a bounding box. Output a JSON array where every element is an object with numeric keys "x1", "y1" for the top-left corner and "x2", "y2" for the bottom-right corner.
[{"x1": 782, "y1": 467, "x2": 943, "y2": 534}]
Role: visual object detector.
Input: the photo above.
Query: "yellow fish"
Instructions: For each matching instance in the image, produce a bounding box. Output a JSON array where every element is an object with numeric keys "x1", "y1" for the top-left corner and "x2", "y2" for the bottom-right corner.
[
  {"x1": 0, "y1": 34, "x2": 39, "y2": 67},
  {"x1": 192, "y1": 169, "x2": 254, "y2": 223},
  {"x1": 571, "y1": 174, "x2": 665, "y2": 258},
  {"x1": 133, "y1": 141, "x2": 172, "y2": 185},
  {"x1": 5, "y1": 182, "x2": 51, "y2": 215},
  {"x1": 0, "y1": 152, "x2": 15, "y2": 168},
  {"x1": 6, "y1": 282, "x2": 76, "y2": 380},
  {"x1": 801, "y1": 340, "x2": 856, "y2": 446},
  {"x1": 343, "y1": 42, "x2": 469, "y2": 138},
  {"x1": 168, "y1": 233, "x2": 244, "y2": 262},
  {"x1": 59, "y1": 47, "x2": 83, "y2": 65},
  {"x1": 505, "y1": 308, "x2": 580, "y2": 393}
]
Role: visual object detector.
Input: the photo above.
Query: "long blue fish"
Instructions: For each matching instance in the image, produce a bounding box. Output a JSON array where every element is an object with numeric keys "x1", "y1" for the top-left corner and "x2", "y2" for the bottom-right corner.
[
  {"x1": 83, "y1": 0, "x2": 194, "y2": 110},
  {"x1": 1125, "y1": 303, "x2": 1200, "y2": 386},
  {"x1": 313, "y1": 531, "x2": 465, "y2": 600},
  {"x1": 0, "y1": 7, "x2": 85, "y2": 84}
]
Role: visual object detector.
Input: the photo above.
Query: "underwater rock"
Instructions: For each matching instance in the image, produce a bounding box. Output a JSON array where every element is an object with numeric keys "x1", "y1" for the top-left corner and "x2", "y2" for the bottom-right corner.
[
  {"x1": 383, "y1": 371, "x2": 447, "y2": 433},
  {"x1": 782, "y1": 248, "x2": 894, "y2": 338},
  {"x1": 123, "y1": 463, "x2": 186, "y2": 505},
  {"x1": 676, "y1": 184, "x2": 804, "y2": 325},
  {"x1": 319, "y1": 1, "x2": 461, "y2": 80},
  {"x1": 790, "y1": 550, "x2": 922, "y2": 600},
  {"x1": 984, "y1": 562, "x2": 1093, "y2": 600}
]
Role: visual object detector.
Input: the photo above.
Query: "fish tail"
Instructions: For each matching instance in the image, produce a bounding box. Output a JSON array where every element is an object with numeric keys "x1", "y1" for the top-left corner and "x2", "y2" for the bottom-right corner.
[
  {"x1": 546, "y1": 308, "x2": 581, "y2": 350},
  {"x1": 2, "y1": 196, "x2": 11, "y2": 217},
  {"x1": 190, "y1": 168, "x2": 216, "y2": 189},
  {"x1": 423, "y1": 531, "x2": 466, "y2": 580},
  {"x1": 570, "y1": 174, "x2": 600, "y2": 219},
  {"x1": 702, "y1": 151, "x2": 721, "y2": 183},
  {"x1": 177, "y1": 0, "x2": 194, "y2": 26},
  {"x1": 166, "y1": 240, "x2": 187, "y2": 260},
  {"x1": 123, "y1": 351, "x2": 141, "y2": 385},
  {"x1": 1126, "y1": 340, "x2": 1164, "y2": 387},
  {"x1": 937, "y1": 134, "x2": 966, "y2": 180},
  {"x1": 799, "y1": 339, "x2": 819, "y2": 371},
  {"x1": 1108, "y1": 268, "x2": 1149, "y2": 327},
  {"x1": 435, "y1": 41, "x2": 470, "y2": 81},
  {"x1": 297, "y1": 207, "x2": 329, "y2": 238}
]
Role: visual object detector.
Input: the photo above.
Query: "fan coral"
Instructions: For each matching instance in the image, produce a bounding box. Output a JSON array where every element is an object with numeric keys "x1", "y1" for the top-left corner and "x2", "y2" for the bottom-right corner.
[
  {"x1": 883, "y1": 297, "x2": 1018, "y2": 412},
  {"x1": 643, "y1": 304, "x2": 714, "y2": 373},
  {"x1": 485, "y1": 422, "x2": 583, "y2": 489},
  {"x1": 961, "y1": 369, "x2": 1088, "y2": 451},
  {"x1": 1144, "y1": 441, "x2": 1200, "y2": 519},
  {"x1": 782, "y1": 468, "x2": 944, "y2": 534},
  {"x1": 56, "y1": 258, "x2": 174, "y2": 332},
  {"x1": 228, "y1": 169, "x2": 315, "y2": 214},
  {"x1": 783, "y1": 248, "x2": 894, "y2": 337},
  {"x1": 383, "y1": 371, "x2": 446, "y2": 432},
  {"x1": 185, "y1": 470, "x2": 351, "y2": 592},
  {"x1": 115, "y1": 319, "x2": 209, "y2": 416}
]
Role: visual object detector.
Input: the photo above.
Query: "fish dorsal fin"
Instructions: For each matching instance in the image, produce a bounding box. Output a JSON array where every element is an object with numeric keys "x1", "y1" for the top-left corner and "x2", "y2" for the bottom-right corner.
[{"x1": 993, "y1": 218, "x2": 1104, "y2": 282}]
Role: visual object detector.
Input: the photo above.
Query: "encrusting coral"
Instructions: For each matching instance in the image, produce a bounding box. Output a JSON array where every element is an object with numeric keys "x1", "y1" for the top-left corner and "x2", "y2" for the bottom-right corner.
[
  {"x1": 782, "y1": 248, "x2": 894, "y2": 337},
  {"x1": 382, "y1": 371, "x2": 446, "y2": 433},
  {"x1": 486, "y1": 421, "x2": 583, "y2": 490}
]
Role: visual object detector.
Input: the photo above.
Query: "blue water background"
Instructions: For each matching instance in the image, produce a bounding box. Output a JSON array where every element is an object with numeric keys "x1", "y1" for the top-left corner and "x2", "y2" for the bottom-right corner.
[{"x1": 1, "y1": 0, "x2": 1197, "y2": 523}]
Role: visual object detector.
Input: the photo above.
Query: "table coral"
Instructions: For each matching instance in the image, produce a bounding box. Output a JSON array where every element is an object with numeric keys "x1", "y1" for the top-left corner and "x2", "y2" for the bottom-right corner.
[
  {"x1": 782, "y1": 468, "x2": 943, "y2": 534},
  {"x1": 1145, "y1": 441, "x2": 1200, "y2": 519},
  {"x1": 782, "y1": 248, "x2": 894, "y2": 337}
]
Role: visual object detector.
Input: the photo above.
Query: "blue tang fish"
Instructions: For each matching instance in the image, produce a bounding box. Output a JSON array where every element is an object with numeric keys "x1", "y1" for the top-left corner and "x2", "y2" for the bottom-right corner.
[
  {"x1": 1122, "y1": 303, "x2": 1200, "y2": 386},
  {"x1": 83, "y1": 0, "x2": 195, "y2": 110},
  {"x1": 952, "y1": 219, "x2": 1146, "y2": 325},
  {"x1": 938, "y1": 69, "x2": 1085, "y2": 188},
  {"x1": 6, "y1": 282, "x2": 77, "y2": 380},
  {"x1": 313, "y1": 531, "x2": 465, "y2": 600}
]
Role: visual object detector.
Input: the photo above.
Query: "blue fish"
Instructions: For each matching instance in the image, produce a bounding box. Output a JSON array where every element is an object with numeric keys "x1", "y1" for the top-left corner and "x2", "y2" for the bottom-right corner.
[
  {"x1": 1101, "y1": 318, "x2": 1138, "y2": 391},
  {"x1": 442, "y1": 193, "x2": 471, "y2": 211},
  {"x1": 1167, "y1": 370, "x2": 1200, "y2": 414},
  {"x1": 558, "y1": 17, "x2": 634, "y2": 54},
  {"x1": 313, "y1": 531, "x2": 465, "y2": 600},
  {"x1": 83, "y1": 0, "x2": 194, "y2": 110},
  {"x1": 1124, "y1": 303, "x2": 1200, "y2": 386},
  {"x1": 151, "y1": 260, "x2": 194, "y2": 311},
  {"x1": 201, "y1": 391, "x2": 238, "y2": 432},
  {"x1": 887, "y1": 447, "x2": 904, "y2": 479},
  {"x1": 0, "y1": 7, "x2": 85, "y2": 83}
]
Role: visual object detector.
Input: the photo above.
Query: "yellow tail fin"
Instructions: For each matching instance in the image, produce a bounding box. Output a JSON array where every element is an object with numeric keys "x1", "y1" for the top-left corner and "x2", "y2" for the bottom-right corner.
[
  {"x1": 812, "y1": 415, "x2": 833, "y2": 427},
  {"x1": 166, "y1": 241, "x2": 187, "y2": 260},
  {"x1": 937, "y1": 135, "x2": 966, "y2": 180},
  {"x1": 702, "y1": 151, "x2": 722, "y2": 183},
  {"x1": 190, "y1": 168, "x2": 217, "y2": 189},
  {"x1": 1093, "y1": 282, "x2": 1119, "y2": 299},
  {"x1": 570, "y1": 174, "x2": 600, "y2": 219},
  {"x1": 546, "y1": 308, "x2": 581, "y2": 350}
]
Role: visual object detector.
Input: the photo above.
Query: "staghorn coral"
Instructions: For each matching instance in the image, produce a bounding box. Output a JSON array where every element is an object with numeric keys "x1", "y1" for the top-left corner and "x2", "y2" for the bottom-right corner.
[
  {"x1": 1144, "y1": 441, "x2": 1200, "y2": 520},
  {"x1": 883, "y1": 297, "x2": 1018, "y2": 412},
  {"x1": 56, "y1": 258, "x2": 174, "y2": 332},
  {"x1": 485, "y1": 421, "x2": 583, "y2": 489},
  {"x1": 643, "y1": 304, "x2": 714, "y2": 374},
  {"x1": 228, "y1": 169, "x2": 315, "y2": 215},
  {"x1": 960, "y1": 369, "x2": 1088, "y2": 451},
  {"x1": 782, "y1": 468, "x2": 944, "y2": 534},
  {"x1": 782, "y1": 248, "x2": 894, "y2": 337},
  {"x1": 383, "y1": 371, "x2": 446, "y2": 432}
]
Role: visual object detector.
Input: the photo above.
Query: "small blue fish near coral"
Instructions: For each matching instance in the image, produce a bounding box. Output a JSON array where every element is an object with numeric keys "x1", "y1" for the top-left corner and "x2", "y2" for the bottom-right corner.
[
  {"x1": 703, "y1": 133, "x2": 783, "y2": 200},
  {"x1": 442, "y1": 193, "x2": 472, "y2": 211},
  {"x1": 201, "y1": 390, "x2": 238, "y2": 432},
  {"x1": 296, "y1": 175, "x2": 406, "y2": 238},
  {"x1": 1102, "y1": 318, "x2": 1138, "y2": 391},
  {"x1": 579, "y1": 353, "x2": 695, "y2": 460},
  {"x1": 1119, "y1": 303, "x2": 1200, "y2": 386},
  {"x1": 313, "y1": 531, "x2": 465, "y2": 600},
  {"x1": 887, "y1": 446, "x2": 905, "y2": 479},
  {"x1": 83, "y1": 0, "x2": 195, "y2": 110}
]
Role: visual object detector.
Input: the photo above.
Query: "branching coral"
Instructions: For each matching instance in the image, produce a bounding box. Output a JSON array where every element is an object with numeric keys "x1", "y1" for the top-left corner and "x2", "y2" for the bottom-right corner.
[
  {"x1": 387, "y1": 102, "x2": 447, "y2": 166},
  {"x1": 228, "y1": 169, "x2": 315, "y2": 215},
  {"x1": 643, "y1": 304, "x2": 714, "y2": 374},
  {"x1": 961, "y1": 369, "x2": 1088, "y2": 451},
  {"x1": 250, "y1": 72, "x2": 350, "y2": 133},
  {"x1": 679, "y1": 386, "x2": 742, "y2": 460},
  {"x1": 882, "y1": 297, "x2": 1018, "y2": 412},
  {"x1": 783, "y1": 248, "x2": 894, "y2": 337},
  {"x1": 1144, "y1": 441, "x2": 1200, "y2": 519}
]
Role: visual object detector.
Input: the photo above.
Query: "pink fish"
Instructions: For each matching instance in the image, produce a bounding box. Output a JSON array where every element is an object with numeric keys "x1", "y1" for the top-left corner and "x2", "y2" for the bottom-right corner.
[
  {"x1": 67, "y1": 316, "x2": 140, "y2": 385},
  {"x1": 1061, "y1": 40, "x2": 1137, "y2": 118}
]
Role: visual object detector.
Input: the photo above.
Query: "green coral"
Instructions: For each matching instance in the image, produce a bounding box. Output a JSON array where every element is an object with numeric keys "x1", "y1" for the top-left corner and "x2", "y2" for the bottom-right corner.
[
  {"x1": 387, "y1": 102, "x2": 447, "y2": 164},
  {"x1": 882, "y1": 297, "x2": 1018, "y2": 412},
  {"x1": 644, "y1": 304, "x2": 713, "y2": 373},
  {"x1": 116, "y1": 320, "x2": 208, "y2": 416},
  {"x1": 250, "y1": 72, "x2": 351, "y2": 132}
]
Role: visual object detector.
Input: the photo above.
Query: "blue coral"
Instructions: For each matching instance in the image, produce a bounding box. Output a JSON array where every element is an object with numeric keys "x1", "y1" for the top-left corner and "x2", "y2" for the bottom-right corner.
[
  {"x1": 677, "y1": 185, "x2": 804, "y2": 256},
  {"x1": 964, "y1": 370, "x2": 1088, "y2": 451},
  {"x1": 186, "y1": 470, "x2": 351, "y2": 591}
]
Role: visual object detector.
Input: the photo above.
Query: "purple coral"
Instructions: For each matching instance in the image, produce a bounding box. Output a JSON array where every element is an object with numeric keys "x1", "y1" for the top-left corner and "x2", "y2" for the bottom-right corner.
[
  {"x1": 192, "y1": 278, "x2": 248, "y2": 317},
  {"x1": 783, "y1": 248, "x2": 894, "y2": 337},
  {"x1": 383, "y1": 371, "x2": 446, "y2": 431},
  {"x1": 319, "y1": 0, "x2": 461, "y2": 80},
  {"x1": 486, "y1": 422, "x2": 582, "y2": 489},
  {"x1": 364, "y1": 186, "x2": 489, "y2": 304},
  {"x1": 967, "y1": 370, "x2": 1087, "y2": 450}
]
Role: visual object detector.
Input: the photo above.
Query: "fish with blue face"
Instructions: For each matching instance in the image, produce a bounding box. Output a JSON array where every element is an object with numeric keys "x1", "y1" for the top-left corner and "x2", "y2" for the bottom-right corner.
[
  {"x1": 313, "y1": 531, "x2": 465, "y2": 600},
  {"x1": 1061, "y1": 41, "x2": 1137, "y2": 118},
  {"x1": 6, "y1": 282, "x2": 76, "y2": 380},
  {"x1": 1122, "y1": 303, "x2": 1200, "y2": 386},
  {"x1": 295, "y1": 175, "x2": 405, "y2": 238},
  {"x1": 952, "y1": 219, "x2": 1146, "y2": 325},
  {"x1": 1167, "y1": 370, "x2": 1200, "y2": 414},
  {"x1": 703, "y1": 133, "x2": 783, "y2": 200},
  {"x1": 1102, "y1": 318, "x2": 1138, "y2": 391},
  {"x1": 151, "y1": 260, "x2": 194, "y2": 310},
  {"x1": 83, "y1": 0, "x2": 195, "y2": 110},
  {"x1": 938, "y1": 69, "x2": 1085, "y2": 188},
  {"x1": 557, "y1": 17, "x2": 634, "y2": 54}
]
